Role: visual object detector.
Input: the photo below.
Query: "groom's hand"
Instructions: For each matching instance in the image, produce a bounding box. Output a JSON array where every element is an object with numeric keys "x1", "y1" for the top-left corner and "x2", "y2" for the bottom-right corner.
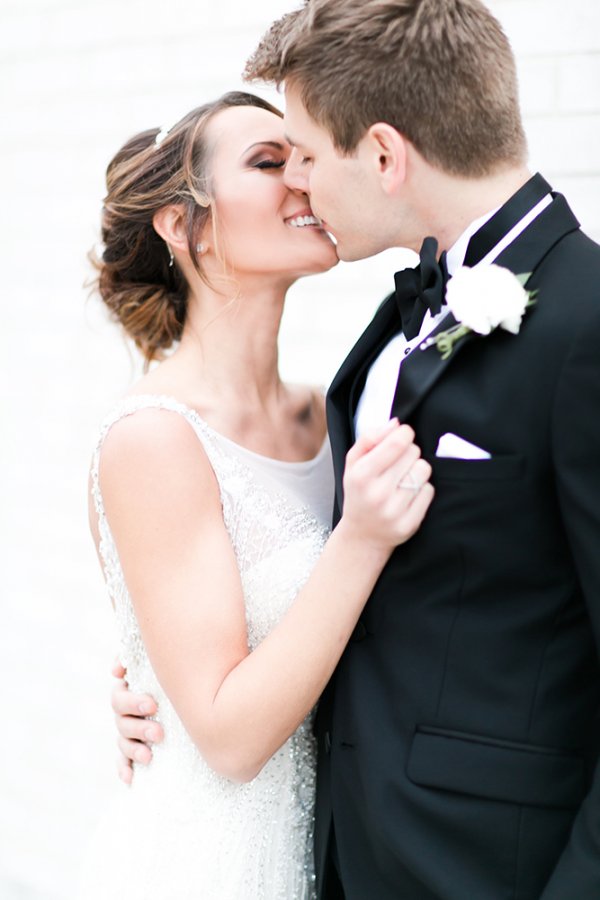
[{"x1": 111, "y1": 659, "x2": 164, "y2": 784}]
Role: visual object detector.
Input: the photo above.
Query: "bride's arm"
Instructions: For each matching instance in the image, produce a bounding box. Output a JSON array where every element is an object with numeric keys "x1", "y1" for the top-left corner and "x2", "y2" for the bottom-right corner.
[{"x1": 98, "y1": 409, "x2": 432, "y2": 783}]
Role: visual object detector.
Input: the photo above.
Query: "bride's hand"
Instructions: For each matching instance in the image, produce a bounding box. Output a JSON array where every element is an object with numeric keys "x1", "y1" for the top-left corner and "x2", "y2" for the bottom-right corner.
[
  {"x1": 339, "y1": 419, "x2": 434, "y2": 553},
  {"x1": 110, "y1": 659, "x2": 163, "y2": 784}
]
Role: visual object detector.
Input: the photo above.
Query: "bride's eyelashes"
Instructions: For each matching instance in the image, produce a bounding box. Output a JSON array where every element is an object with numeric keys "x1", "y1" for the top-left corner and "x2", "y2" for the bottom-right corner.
[{"x1": 253, "y1": 159, "x2": 286, "y2": 170}]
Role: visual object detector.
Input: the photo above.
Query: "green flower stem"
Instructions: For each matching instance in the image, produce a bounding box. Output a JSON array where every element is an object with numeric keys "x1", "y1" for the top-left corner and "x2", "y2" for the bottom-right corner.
[{"x1": 434, "y1": 324, "x2": 471, "y2": 360}]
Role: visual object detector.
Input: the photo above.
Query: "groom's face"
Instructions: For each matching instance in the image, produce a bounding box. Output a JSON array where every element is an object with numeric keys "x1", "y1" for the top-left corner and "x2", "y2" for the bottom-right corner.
[{"x1": 283, "y1": 84, "x2": 388, "y2": 262}]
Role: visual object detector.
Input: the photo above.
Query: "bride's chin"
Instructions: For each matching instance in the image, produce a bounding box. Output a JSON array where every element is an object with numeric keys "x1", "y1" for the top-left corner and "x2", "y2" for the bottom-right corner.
[
  {"x1": 284, "y1": 259, "x2": 338, "y2": 281},
  {"x1": 310, "y1": 253, "x2": 340, "y2": 273},
  {"x1": 291, "y1": 247, "x2": 340, "y2": 274},
  {"x1": 321, "y1": 241, "x2": 341, "y2": 267}
]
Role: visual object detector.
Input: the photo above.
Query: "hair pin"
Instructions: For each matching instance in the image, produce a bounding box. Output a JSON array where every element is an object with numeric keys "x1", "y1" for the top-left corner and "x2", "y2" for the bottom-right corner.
[
  {"x1": 154, "y1": 113, "x2": 184, "y2": 148},
  {"x1": 155, "y1": 125, "x2": 171, "y2": 147}
]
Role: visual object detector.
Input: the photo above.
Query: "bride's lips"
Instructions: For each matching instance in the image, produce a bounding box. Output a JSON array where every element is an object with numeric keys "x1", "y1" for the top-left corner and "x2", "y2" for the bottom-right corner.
[
  {"x1": 283, "y1": 207, "x2": 336, "y2": 247},
  {"x1": 284, "y1": 207, "x2": 324, "y2": 229}
]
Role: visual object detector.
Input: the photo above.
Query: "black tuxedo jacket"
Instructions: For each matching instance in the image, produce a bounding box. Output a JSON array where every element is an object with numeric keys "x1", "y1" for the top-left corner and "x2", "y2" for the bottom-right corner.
[{"x1": 316, "y1": 189, "x2": 600, "y2": 899}]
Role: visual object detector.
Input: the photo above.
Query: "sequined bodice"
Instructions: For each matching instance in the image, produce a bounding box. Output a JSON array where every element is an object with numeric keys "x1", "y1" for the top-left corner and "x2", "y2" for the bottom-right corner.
[{"x1": 83, "y1": 394, "x2": 332, "y2": 900}]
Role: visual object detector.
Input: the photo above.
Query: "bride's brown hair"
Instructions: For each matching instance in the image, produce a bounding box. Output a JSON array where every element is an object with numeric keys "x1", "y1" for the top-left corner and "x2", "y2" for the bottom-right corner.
[{"x1": 92, "y1": 91, "x2": 282, "y2": 365}]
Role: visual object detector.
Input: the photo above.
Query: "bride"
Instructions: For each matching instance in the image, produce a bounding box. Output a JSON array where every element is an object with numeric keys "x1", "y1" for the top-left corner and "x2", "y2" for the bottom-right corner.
[{"x1": 80, "y1": 90, "x2": 433, "y2": 899}]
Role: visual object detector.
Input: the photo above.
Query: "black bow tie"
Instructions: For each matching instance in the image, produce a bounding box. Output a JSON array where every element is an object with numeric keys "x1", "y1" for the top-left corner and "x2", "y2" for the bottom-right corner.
[{"x1": 394, "y1": 237, "x2": 449, "y2": 340}]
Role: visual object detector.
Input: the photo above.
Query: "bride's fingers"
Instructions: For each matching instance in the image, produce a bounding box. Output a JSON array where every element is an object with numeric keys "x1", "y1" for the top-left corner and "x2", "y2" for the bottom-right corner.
[
  {"x1": 395, "y1": 481, "x2": 435, "y2": 539},
  {"x1": 389, "y1": 457, "x2": 432, "y2": 499},
  {"x1": 117, "y1": 754, "x2": 134, "y2": 785},
  {"x1": 344, "y1": 419, "x2": 402, "y2": 467},
  {"x1": 115, "y1": 713, "x2": 163, "y2": 745},
  {"x1": 382, "y1": 441, "x2": 421, "y2": 480},
  {"x1": 111, "y1": 681, "x2": 158, "y2": 719},
  {"x1": 111, "y1": 658, "x2": 127, "y2": 680},
  {"x1": 379, "y1": 458, "x2": 433, "y2": 528},
  {"x1": 345, "y1": 427, "x2": 418, "y2": 489}
]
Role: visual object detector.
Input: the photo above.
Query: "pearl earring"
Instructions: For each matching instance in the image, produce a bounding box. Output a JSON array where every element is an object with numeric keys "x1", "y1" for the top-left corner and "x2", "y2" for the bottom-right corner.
[{"x1": 196, "y1": 243, "x2": 204, "y2": 254}]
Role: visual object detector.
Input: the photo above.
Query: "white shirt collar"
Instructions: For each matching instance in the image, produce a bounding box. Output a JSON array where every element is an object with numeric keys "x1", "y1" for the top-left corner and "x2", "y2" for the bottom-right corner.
[{"x1": 445, "y1": 193, "x2": 553, "y2": 276}]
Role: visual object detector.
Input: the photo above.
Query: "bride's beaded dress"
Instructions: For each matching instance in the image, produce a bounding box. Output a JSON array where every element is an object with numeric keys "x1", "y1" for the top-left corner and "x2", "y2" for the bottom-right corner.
[{"x1": 78, "y1": 395, "x2": 334, "y2": 900}]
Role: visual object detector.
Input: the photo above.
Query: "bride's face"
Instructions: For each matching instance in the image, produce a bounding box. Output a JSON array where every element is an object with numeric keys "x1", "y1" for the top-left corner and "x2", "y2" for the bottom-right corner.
[{"x1": 202, "y1": 105, "x2": 338, "y2": 283}]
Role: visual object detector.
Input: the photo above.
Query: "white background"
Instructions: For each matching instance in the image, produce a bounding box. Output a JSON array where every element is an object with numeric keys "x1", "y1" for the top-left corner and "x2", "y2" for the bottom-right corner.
[{"x1": 1, "y1": 1, "x2": 599, "y2": 897}]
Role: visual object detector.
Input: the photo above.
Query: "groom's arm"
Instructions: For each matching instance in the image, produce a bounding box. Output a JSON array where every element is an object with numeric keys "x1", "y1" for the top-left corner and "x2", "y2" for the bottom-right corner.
[
  {"x1": 541, "y1": 304, "x2": 600, "y2": 898},
  {"x1": 111, "y1": 660, "x2": 163, "y2": 783}
]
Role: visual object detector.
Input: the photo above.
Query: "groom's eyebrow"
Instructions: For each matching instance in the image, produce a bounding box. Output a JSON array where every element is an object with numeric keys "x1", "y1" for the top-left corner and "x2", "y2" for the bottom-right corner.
[{"x1": 284, "y1": 134, "x2": 301, "y2": 147}]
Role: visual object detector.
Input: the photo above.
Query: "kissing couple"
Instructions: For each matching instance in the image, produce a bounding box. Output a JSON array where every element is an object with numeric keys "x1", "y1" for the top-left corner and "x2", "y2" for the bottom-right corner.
[{"x1": 79, "y1": 1, "x2": 600, "y2": 898}]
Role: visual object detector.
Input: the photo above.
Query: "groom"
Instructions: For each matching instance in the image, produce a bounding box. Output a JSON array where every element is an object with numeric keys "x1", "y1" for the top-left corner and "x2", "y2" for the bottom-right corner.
[
  {"x1": 114, "y1": 1, "x2": 600, "y2": 897},
  {"x1": 243, "y1": 1, "x2": 600, "y2": 898}
]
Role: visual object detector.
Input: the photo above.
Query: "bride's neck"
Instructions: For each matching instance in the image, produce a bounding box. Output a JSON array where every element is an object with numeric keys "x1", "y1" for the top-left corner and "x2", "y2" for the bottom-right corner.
[{"x1": 169, "y1": 279, "x2": 288, "y2": 412}]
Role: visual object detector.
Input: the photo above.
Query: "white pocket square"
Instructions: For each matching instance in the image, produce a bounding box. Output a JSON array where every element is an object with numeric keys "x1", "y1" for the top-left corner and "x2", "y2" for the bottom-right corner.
[{"x1": 435, "y1": 432, "x2": 491, "y2": 460}]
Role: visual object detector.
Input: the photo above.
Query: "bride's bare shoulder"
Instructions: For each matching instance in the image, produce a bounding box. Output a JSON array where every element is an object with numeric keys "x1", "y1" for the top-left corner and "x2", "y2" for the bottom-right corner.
[{"x1": 98, "y1": 405, "x2": 216, "y2": 500}]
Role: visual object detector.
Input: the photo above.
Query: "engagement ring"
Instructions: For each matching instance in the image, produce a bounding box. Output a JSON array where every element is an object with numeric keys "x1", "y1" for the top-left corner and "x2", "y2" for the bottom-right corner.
[{"x1": 396, "y1": 470, "x2": 422, "y2": 493}]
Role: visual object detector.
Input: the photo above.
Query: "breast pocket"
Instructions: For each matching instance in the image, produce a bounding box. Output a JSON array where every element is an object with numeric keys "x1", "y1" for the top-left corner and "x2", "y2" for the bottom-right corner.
[{"x1": 427, "y1": 454, "x2": 525, "y2": 483}]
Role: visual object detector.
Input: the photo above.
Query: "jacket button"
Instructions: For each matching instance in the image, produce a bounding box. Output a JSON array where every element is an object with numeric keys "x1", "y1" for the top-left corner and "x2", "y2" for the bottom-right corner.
[{"x1": 351, "y1": 619, "x2": 367, "y2": 642}]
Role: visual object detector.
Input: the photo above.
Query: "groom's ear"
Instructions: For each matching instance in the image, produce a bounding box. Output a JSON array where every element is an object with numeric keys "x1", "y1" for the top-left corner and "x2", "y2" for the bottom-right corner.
[{"x1": 364, "y1": 123, "x2": 407, "y2": 195}]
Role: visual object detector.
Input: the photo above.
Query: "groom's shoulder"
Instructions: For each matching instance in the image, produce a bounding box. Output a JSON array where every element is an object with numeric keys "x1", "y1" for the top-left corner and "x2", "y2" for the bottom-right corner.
[
  {"x1": 529, "y1": 227, "x2": 600, "y2": 352},
  {"x1": 549, "y1": 191, "x2": 600, "y2": 266},
  {"x1": 573, "y1": 226, "x2": 600, "y2": 264},
  {"x1": 536, "y1": 218, "x2": 600, "y2": 297}
]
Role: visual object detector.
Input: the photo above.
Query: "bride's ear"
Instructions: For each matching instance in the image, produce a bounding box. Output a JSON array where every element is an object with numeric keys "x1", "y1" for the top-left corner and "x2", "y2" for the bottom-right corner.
[
  {"x1": 365, "y1": 123, "x2": 407, "y2": 195},
  {"x1": 152, "y1": 205, "x2": 188, "y2": 254}
]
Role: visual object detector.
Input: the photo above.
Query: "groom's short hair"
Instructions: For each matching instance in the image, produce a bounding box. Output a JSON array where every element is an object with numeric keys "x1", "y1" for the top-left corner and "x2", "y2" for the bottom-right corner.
[{"x1": 245, "y1": 0, "x2": 527, "y2": 177}]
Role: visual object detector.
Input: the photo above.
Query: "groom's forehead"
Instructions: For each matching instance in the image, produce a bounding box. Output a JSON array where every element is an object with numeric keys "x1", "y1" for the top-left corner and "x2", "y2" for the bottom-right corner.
[
  {"x1": 283, "y1": 84, "x2": 323, "y2": 132},
  {"x1": 283, "y1": 107, "x2": 334, "y2": 151}
]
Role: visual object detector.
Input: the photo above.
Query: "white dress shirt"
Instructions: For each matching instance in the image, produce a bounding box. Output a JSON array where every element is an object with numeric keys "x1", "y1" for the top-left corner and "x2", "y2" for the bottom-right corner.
[{"x1": 354, "y1": 194, "x2": 552, "y2": 438}]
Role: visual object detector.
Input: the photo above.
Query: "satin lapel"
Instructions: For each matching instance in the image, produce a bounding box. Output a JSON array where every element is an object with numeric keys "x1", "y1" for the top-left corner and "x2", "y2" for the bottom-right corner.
[
  {"x1": 391, "y1": 194, "x2": 580, "y2": 424},
  {"x1": 327, "y1": 294, "x2": 399, "y2": 512},
  {"x1": 492, "y1": 194, "x2": 579, "y2": 272},
  {"x1": 390, "y1": 310, "x2": 477, "y2": 423}
]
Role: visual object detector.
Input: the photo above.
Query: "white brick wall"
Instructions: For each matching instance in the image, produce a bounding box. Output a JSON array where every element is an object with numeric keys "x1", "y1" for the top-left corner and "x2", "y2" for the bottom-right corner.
[
  {"x1": 1, "y1": 1, "x2": 598, "y2": 897},
  {"x1": 489, "y1": 0, "x2": 600, "y2": 239}
]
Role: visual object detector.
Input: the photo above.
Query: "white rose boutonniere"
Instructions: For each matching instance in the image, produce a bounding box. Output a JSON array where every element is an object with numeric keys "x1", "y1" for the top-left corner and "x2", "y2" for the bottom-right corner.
[{"x1": 423, "y1": 265, "x2": 538, "y2": 360}]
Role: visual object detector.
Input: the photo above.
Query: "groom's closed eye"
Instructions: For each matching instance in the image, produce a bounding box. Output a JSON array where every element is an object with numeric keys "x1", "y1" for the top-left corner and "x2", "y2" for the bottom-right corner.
[{"x1": 286, "y1": 142, "x2": 312, "y2": 165}]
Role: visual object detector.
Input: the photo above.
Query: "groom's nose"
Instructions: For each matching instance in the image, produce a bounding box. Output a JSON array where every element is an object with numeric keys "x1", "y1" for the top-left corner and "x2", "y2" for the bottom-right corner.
[{"x1": 284, "y1": 148, "x2": 310, "y2": 195}]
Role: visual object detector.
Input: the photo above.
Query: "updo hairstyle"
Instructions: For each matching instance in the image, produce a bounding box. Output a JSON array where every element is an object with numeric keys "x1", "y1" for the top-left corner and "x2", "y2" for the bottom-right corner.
[{"x1": 93, "y1": 91, "x2": 283, "y2": 364}]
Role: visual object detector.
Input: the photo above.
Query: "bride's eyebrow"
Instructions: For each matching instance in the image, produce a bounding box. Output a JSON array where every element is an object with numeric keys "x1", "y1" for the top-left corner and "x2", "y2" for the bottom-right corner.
[{"x1": 240, "y1": 140, "x2": 286, "y2": 158}]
